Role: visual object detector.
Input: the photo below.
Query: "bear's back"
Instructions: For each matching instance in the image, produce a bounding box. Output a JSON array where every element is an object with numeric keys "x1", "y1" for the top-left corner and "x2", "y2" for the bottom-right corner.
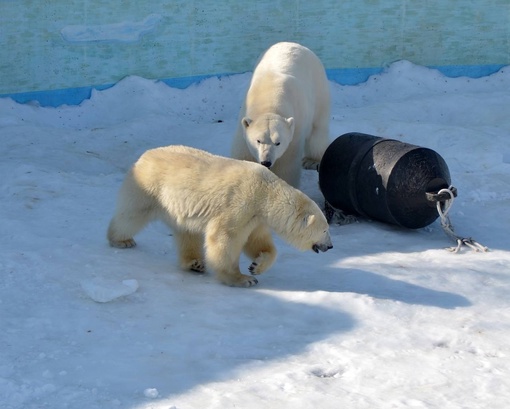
[
  {"x1": 253, "y1": 42, "x2": 325, "y2": 80},
  {"x1": 133, "y1": 145, "x2": 284, "y2": 223},
  {"x1": 137, "y1": 145, "x2": 275, "y2": 194}
]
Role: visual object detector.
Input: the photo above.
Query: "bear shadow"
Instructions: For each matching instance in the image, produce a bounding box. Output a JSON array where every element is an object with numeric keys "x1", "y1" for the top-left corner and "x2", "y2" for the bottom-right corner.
[
  {"x1": 260, "y1": 266, "x2": 471, "y2": 309},
  {"x1": 79, "y1": 226, "x2": 468, "y2": 405},
  {"x1": 75, "y1": 262, "x2": 357, "y2": 403}
]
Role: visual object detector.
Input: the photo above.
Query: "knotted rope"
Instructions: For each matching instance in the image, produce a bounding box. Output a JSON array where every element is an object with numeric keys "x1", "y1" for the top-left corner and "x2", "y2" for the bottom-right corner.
[{"x1": 436, "y1": 186, "x2": 488, "y2": 253}]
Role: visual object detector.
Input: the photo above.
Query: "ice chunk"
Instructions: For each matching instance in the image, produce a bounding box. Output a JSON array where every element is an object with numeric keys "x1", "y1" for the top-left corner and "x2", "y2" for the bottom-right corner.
[
  {"x1": 143, "y1": 388, "x2": 159, "y2": 399},
  {"x1": 81, "y1": 278, "x2": 139, "y2": 303}
]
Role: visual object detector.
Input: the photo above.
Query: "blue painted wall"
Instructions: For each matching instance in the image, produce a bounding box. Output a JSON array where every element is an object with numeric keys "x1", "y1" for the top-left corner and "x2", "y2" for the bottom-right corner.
[{"x1": 1, "y1": 1, "x2": 509, "y2": 106}]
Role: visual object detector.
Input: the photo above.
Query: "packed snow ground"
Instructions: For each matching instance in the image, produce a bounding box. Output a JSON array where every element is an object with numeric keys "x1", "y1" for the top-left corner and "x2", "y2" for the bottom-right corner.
[{"x1": 1, "y1": 61, "x2": 509, "y2": 409}]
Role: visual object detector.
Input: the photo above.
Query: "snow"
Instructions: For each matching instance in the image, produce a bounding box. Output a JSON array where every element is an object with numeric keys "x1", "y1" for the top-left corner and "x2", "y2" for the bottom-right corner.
[{"x1": 1, "y1": 60, "x2": 509, "y2": 408}]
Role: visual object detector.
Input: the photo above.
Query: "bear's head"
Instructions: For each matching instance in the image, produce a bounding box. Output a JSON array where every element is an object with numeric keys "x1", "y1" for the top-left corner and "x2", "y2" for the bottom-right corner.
[
  {"x1": 273, "y1": 191, "x2": 333, "y2": 254},
  {"x1": 300, "y1": 212, "x2": 333, "y2": 254},
  {"x1": 241, "y1": 113, "x2": 294, "y2": 168}
]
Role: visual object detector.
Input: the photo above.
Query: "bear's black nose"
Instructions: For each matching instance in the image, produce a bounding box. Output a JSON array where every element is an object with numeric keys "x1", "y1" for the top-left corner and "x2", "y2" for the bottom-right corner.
[{"x1": 261, "y1": 161, "x2": 272, "y2": 168}]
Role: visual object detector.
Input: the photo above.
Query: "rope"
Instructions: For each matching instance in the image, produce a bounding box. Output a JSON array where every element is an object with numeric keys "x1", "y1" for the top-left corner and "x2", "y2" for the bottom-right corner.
[{"x1": 436, "y1": 187, "x2": 489, "y2": 253}]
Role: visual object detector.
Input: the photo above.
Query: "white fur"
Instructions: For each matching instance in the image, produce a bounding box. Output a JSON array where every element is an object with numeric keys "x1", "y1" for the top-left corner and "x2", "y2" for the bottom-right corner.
[
  {"x1": 107, "y1": 145, "x2": 333, "y2": 287},
  {"x1": 231, "y1": 42, "x2": 331, "y2": 187}
]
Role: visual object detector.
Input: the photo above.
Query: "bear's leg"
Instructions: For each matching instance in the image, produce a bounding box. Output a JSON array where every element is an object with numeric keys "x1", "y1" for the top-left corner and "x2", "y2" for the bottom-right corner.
[
  {"x1": 302, "y1": 122, "x2": 330, "y2": 171},
  {"x1": 272, "y1": 157, "x2": 302, "y2": 188},
  {"x1": 107, "y1": 209, "x2": 153, "y2": 248},
  {"x1": 174, "y1": 230, "x2": 206, "y2": 273},
  {"x1": 244, "y1": 224, "x2": 277, "y2": 275},
  {"x1": 107, "y1": 177, "x2": 156, "y2": 248},
  {"x1": 204, "y1": 222, "x2": 258, "y2": 287}
]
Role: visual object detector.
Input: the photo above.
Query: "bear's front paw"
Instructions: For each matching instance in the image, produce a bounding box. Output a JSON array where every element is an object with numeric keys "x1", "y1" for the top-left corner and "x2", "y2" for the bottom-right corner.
[
  {"x1": 234, "y1": 275, "x2": 259, "y2": 288},
  {"x1": 109, "y1": 238, "x2": 137, "y2": 248},
  {"x1": 219, "y1": 272, "x2": 259, "y2": 288},
  {"x1": 302, "y1": 157, "x2": 320, "y2": 171}
]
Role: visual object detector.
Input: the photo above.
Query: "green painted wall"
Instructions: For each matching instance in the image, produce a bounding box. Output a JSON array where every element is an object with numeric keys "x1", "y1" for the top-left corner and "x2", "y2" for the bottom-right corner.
[{"x1": 1, "y1": 0, "x2": 509, "y2": 95}]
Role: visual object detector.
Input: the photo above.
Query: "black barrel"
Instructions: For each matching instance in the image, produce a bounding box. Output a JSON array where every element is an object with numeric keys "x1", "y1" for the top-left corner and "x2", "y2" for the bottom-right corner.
[{"x1": 319, "y1": 132, "x2": 453, "y2": 229}]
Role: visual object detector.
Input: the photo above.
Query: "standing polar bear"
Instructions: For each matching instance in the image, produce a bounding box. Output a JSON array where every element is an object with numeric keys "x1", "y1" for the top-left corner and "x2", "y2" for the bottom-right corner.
[
  {"x1": 231, "y1": 42, "x2": 331, "y2": 187},
  {"x1": 107, "y1": 145, "x2": 333, "y2": 287}
]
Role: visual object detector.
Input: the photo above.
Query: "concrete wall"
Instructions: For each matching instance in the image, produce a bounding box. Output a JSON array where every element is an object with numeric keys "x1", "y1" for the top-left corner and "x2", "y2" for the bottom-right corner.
[{"x1": 1, "y1": 0, "x2": 508, "y2": 105}]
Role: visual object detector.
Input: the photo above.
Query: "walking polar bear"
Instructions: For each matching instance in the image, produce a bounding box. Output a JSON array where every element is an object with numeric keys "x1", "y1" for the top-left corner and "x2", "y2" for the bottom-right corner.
[
  {"x1": 107, "y1": 145, "x2": 333, "y2": 287},
  {"x1": 231, "y1": 42, "x2": 331, "y2": 188}
]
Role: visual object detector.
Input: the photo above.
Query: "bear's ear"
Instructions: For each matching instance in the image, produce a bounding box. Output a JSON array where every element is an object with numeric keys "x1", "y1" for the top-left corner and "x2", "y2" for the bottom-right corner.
[
  {"x1": 303, "y1": 214, "x2": 315, "y2": 227},
  {"x1": 242, "y1": 117, "x2": 252, "y2": 129},
  {"x1": 285, "y1": 117, "x2": 295, "y2": 129}
]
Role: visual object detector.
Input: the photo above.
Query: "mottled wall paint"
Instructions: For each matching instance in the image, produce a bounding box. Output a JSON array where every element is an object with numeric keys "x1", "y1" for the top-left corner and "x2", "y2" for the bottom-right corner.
[{"x1": 0, "y1": 0, "x2": 509, "y2": 96}]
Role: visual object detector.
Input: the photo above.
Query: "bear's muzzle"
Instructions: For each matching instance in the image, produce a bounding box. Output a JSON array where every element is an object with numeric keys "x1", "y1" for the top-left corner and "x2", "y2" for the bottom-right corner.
[{"x1": 312, "y1": 243, "x2": 333, "y2": 253}]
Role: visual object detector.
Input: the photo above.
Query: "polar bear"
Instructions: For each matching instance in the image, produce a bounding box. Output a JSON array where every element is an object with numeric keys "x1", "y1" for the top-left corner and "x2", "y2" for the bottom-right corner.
[
  {"x1": 231, "y1": 41, "x2": 331, "y2": 188},
  {"x1": 107, "y1": 145, "x2": 333, "y2": 287}
]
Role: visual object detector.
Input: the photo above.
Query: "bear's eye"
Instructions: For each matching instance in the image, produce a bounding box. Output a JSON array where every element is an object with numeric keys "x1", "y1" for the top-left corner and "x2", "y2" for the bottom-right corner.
[
  {"x1": 256, "y1": 140, "x2": 261, "y2": 144},
  {"x1": 275, "y1": 142, "x2": 281, "y2": 146}
]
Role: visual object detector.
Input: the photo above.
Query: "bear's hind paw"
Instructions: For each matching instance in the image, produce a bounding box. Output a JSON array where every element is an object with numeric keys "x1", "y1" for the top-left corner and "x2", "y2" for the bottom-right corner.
[
  {"x1": 249, "y1": 261, "x2": 267, "y2": 275},
  {"x1": 187, "y1": 259, "x2": 206, "y2": 273},
  {"x1": 248, "y1": 251, "x2": 276, "y2": 275},
  {"x1": 248, "y1": 262, "x2": 258, "y2": 274},
  {"x1": 109, "y1": 238, "x2": 136, "y2": 248}
]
